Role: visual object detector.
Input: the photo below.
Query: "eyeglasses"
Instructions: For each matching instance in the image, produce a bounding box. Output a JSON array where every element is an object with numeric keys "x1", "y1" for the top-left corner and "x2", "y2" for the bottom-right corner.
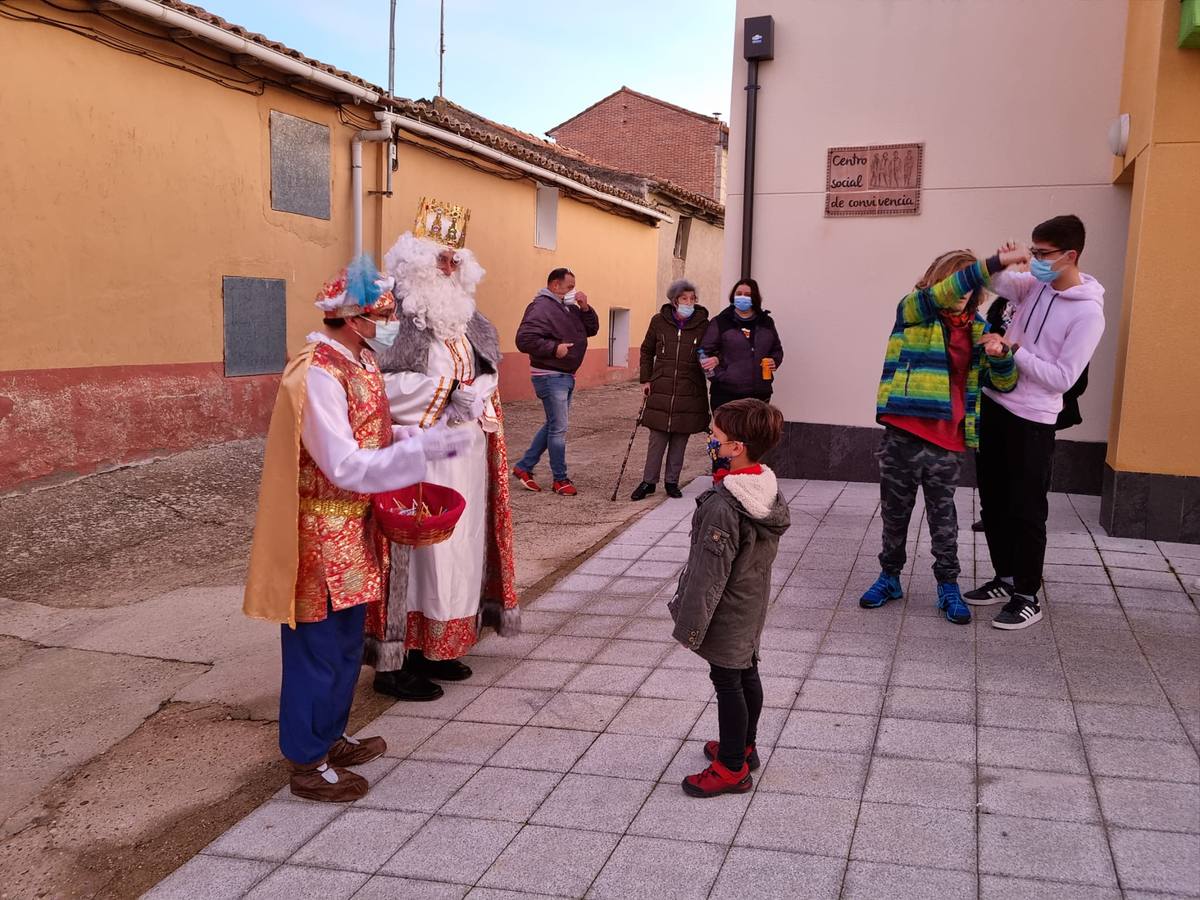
[{"x1": 1029, "y1": 246, "x2": 1070, "y2": 261}]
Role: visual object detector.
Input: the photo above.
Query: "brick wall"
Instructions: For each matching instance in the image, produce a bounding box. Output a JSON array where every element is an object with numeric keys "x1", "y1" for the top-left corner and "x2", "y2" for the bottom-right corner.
[{"x1": 551, "y1": 90, "x2": 726, "y2": 201}]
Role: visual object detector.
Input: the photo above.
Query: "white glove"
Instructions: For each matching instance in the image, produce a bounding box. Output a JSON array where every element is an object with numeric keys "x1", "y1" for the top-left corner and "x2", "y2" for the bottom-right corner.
[
  {"x1": 416, "y1": 420, "x2": 473, "y2": 461},
  {"x1": 391, "y1": 424, "x2": 422, "y2": 443},
  {"x1": 447, "y1": 384, "x2": 486, "y2": 424}
]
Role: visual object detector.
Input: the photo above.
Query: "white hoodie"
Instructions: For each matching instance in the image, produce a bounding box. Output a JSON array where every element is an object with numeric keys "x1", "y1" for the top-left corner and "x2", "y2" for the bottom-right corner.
[{"x1": 983, "y1": 269, "x2": 1105, "y2": 425}]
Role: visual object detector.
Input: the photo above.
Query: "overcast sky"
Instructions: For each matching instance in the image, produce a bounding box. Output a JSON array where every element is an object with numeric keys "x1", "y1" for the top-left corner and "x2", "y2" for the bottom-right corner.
[{"x1": 195, "y1": 0, "x2": 737, "y2": 136}]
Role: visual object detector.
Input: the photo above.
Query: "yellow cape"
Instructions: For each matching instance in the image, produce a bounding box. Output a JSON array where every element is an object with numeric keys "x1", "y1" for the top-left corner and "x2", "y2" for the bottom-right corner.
[{"x1": 242, "y1": 345, "x2": 315, "y2": 628}]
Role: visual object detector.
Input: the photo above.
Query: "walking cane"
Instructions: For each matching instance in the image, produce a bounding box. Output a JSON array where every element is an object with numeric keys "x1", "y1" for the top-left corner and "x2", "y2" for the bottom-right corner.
[{"x1": 610, "y1": 394, "x2": 648, "y2": 501}]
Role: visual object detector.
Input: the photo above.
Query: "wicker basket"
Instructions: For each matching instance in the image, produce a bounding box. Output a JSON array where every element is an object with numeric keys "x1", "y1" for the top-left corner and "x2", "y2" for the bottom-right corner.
[{"x1": 372, "y1": 482, "x2": 466, "y2": 547}]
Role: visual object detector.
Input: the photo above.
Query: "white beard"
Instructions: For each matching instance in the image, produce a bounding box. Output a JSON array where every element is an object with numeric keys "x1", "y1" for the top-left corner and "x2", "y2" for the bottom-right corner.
[{"x1": 401, "y1": 272, "x2": 477, "y2": 342}]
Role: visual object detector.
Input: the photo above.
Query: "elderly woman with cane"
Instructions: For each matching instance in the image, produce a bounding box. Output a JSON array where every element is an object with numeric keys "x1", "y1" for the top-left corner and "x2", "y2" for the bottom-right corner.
[{"x1": 628, "y1": 279, "x2": 712, "y2": 500}]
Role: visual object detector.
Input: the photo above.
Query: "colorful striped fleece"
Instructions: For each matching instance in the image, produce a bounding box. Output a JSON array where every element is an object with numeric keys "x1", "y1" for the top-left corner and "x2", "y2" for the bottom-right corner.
[{"x1": 876, "y1": 257, "x2": 1018, "y2": 450}]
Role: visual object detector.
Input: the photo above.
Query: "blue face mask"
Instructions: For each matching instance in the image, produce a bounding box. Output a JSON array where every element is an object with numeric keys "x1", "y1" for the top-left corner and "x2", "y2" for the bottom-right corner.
[
  {"x1": 675, "y1": 304, "x2": 695, "y2": 319},
  {"x1": 1030, "y1": 256, "x2": 1064, "y2": 284},
  {"x1": 707, "y1": 437, "x2": 732, "y2": 469},
  {"x1": 733, "y1": 296, "x2": 754, "y2": 312}
]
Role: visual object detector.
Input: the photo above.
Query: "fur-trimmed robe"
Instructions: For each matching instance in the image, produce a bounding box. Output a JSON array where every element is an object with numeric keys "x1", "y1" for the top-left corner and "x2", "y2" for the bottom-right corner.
[{"x1": 363, "y1": 311, "x2": 520, "y2": 671}]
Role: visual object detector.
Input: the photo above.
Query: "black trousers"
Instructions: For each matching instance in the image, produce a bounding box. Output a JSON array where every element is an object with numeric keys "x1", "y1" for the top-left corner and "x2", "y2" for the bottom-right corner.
[
  {"x1": 976, "y1": 395, "x2": 1056, "y2": 597},
  {"x1": 709, "y1": 662, "x2": 763, "y2": 771}
]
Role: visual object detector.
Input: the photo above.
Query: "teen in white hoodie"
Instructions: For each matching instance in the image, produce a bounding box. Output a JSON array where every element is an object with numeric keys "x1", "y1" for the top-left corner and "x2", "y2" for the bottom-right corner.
[{"x1": 967, "y1": 215, "x2": 1104, "y2": 630}]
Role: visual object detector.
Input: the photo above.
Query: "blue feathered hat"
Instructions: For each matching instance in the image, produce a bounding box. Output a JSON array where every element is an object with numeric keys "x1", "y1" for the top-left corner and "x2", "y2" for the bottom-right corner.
[{"x1": 314, "y1": 254, "x2": 396, "y2": 317}]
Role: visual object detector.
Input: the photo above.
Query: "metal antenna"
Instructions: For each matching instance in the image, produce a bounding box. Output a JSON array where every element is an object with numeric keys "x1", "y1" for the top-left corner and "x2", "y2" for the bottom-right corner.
[
  {"x1": 387, "y1": 0, "x2": 397, "y2": 106},
  {"x1": 438, "y1": 0, "x2": 446, "y2": 97}
]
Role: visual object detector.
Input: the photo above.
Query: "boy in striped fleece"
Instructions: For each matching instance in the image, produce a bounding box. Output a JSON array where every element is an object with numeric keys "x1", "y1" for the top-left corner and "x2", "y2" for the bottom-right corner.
[{"x1": 859, "y1": 247, "x2": 1028, "y2": 623}]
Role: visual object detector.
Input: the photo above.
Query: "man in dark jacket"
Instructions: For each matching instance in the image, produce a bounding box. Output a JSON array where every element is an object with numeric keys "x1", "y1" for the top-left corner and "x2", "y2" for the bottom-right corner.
[{"x1": 512, "y1": 267, "x2": 599, "y2": 495}]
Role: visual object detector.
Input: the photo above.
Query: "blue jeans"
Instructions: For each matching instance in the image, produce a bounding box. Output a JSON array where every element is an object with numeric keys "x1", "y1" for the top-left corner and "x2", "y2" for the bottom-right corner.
[{"x1": 517, "y1": 373, "x2": 575, "y2": 481}]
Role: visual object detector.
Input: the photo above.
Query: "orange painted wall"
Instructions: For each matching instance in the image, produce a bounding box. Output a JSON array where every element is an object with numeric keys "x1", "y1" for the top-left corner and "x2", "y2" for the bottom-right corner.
[
  {"x1": 1107, "y1": 0, "x2": 1200, "y2": 477},
  {"x1": 0, "y1": 2, "x2": 657, "y2": 488}
]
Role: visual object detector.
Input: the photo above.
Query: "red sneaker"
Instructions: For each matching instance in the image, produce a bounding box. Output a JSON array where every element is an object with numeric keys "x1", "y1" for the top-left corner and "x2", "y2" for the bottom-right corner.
[
  {"x1": 681, "y1": 759, "x2": 752, "y2": 798},
  {"x1": 512, "y1": 468, "x2": 541, "y2": 492},
  {"x1": 552, "y1": 479, "x2": 578, "y2": 496},
  {"x1": 703, "y1": 740, "x2": 761, "y2": 771}
]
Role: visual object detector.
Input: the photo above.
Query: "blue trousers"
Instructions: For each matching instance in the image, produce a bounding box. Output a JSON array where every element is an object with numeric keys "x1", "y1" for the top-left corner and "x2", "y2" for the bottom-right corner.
[
  {"x1": 516, "y1": 373, "x2": 575, "y2": 481},
  {"x1": 279, "y1": 599, "x2": 366, "y2": 765}
]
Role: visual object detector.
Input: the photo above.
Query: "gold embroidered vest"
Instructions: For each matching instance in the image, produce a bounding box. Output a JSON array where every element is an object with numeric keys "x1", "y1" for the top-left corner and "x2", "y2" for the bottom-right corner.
[{"x1": 294, "y1": 342, "x2": 392, "y2": 622}]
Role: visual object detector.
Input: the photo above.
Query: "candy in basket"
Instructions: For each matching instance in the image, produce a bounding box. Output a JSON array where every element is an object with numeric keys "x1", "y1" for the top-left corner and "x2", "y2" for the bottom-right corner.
[{"x1": 372, "y1": 482, "x2": 466, "y2": 546}]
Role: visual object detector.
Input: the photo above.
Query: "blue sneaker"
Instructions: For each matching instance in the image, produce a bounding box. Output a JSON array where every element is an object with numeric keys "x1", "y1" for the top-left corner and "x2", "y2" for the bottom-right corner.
[
  {"x1": 859, "y1": 572, "x2": 903, "y2": 609},
  {"x1": 937, "y1": 582, "x2": 971, "y2": 624}
]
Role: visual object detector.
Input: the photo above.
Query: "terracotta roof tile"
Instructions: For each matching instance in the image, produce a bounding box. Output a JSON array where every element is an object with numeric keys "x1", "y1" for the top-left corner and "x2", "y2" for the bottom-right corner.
[{"x1": 153, "y1": 0, "x2": 384, "y2": 94}]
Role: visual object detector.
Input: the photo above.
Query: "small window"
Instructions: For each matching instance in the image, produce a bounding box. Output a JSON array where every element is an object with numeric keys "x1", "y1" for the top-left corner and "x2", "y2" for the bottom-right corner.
[
  {"x1": 223, "y1": 276, "x2": 287, "y2": 376},
  {"x1": 535, "y1": 184, "x2": 558, "y2": 250},
  {"x1": 673, "y1": 216, "x2": 692, "y2": 260}
]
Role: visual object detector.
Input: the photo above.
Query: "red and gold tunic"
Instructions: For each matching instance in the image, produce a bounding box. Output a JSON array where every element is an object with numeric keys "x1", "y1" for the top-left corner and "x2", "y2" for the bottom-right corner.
[{"x1": 293, "y1": 342, "x2": 392, "y2": 623}]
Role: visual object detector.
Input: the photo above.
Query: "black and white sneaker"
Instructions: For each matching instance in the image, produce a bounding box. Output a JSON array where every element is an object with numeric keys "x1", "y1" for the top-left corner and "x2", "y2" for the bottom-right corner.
[
  {"x1": 964, "y1": 578, "x2": 1014, "y2": 606},
  {"x1": 992, "y1": 596, "x2": 1043, "y2": 630}
]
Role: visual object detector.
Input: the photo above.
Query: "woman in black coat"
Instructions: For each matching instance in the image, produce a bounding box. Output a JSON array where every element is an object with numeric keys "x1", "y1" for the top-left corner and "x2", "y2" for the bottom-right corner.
[
  {"x1": 699, "y1": 278, "x2": 784, "y2": 411},
  {"x1": 631, "y1": 279, "x2": 711, "y2": 500}
]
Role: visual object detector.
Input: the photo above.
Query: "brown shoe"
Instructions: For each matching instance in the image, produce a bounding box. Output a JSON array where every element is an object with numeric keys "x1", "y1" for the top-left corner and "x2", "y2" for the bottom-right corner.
[
  {"x1": 327, "y1": 734, "x2": 387, "y2": 768},
  {"x1": 287, "y1": 759, "x2": 369, "y2": 803}
]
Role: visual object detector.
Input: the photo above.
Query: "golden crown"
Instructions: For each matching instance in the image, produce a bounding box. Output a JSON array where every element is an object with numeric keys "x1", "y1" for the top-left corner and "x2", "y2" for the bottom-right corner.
[{"x1": 412, "y1": 197, "x2": 470, "y2": 248}]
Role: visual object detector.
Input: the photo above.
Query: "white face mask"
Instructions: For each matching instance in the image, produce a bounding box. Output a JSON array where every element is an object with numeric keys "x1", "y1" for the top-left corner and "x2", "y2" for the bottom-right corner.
[
  {"x1": 563, "y1": 289, "x2": 578, "y2": 305},
  {"x1": 357, "y1": 317, "x2": 399, "y2": 352}
]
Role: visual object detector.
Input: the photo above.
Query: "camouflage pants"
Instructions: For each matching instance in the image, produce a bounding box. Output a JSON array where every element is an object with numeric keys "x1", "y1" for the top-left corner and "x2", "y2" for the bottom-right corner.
[{"x1": 877, "y1": 428, "x2": 963, "y2": 583}]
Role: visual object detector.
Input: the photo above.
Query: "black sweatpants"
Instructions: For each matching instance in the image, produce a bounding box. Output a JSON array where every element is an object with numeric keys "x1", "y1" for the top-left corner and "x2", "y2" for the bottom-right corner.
[
  {"x1": 976, "y1": 395, "x2": 1056, "y2": 597},
  {"x1": 709, "y1": 662, "x2": 763, "y2": 771}
]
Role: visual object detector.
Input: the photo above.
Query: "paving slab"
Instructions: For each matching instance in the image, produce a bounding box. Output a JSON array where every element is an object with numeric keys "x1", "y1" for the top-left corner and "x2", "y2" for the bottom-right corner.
[
  {"x1": 144, "y1": 855, "x2": 275, "y2": 900},
  {"x1": 588, "y1": 834, "x2": 725, "y2": 900},
  {"x1": 379, "y1": 815, "x2": 521, "y2": 884},
  {"x1": 479, "y1": 824, "x2": 619, "y2": 897},
  {"x1": 978, "y1": 815, "x2": 1117, "y2": 886},
  {"x1": 710, "y1": 848, "x2": 844, "y2": 900},
  {"x1": 529, "y1": 773, "x2": 654, "y2": 834},
  {"x1": 290, "y1": 808, "x2": 427, "y2": 873},
  {"x1": 242, "y1": 864, "x2": 368, "y2": 899},
  {"x1": 842, "y1": 861, "x2": 976, "y2": 900}
]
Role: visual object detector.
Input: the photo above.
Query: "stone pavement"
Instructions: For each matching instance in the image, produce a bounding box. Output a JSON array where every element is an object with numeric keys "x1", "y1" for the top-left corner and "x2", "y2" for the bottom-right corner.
[{"x1": 148, "y1": 479, "x2": 1200, "y2": 900}]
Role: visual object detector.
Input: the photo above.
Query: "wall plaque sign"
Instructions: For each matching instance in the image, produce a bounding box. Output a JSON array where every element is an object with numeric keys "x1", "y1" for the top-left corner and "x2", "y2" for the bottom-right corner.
[{"x1": 825, "y1": 142, "x2": 923, "y2": 217}]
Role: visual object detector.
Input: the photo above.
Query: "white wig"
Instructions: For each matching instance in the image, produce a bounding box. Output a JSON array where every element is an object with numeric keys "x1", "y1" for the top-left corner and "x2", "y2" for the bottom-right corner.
[{"x1": 382, "y1": 232, "x2": 486, "y2": 341}]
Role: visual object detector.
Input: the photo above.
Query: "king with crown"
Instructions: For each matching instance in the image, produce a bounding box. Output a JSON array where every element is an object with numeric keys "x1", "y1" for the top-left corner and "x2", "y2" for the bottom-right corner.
[
  {"x1": 243, "y1": 255, "x2": 471, "y2": 802},
  {"x1": 367, "y1": 198, "x2": 520, "y2": 702}
]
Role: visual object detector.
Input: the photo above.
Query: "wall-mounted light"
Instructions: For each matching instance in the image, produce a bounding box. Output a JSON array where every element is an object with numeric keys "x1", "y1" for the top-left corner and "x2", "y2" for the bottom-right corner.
[{"x1": 1108, "y1": 113, "x2": 1130, "y2": 157}]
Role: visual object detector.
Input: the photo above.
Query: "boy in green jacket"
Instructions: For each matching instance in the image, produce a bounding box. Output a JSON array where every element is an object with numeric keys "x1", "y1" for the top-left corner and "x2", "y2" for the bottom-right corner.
[
  {"x1": 669, "y1": 399, "x2": 789, "y2": 797},
  {"x1": 860, "y1": 246, "x2": 1026, "y2": 623}
]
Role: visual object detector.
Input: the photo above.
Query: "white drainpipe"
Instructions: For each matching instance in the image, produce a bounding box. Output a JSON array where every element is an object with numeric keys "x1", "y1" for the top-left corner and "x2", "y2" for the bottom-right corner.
[{"x1": 353, "y1": 113, "x2": 395, "y2": 259}]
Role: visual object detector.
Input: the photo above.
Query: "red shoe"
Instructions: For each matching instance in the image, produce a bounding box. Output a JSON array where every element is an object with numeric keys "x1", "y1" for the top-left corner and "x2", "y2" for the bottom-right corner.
[
  {"x1": 552, "y1": 479, "x2": 578, "y2": 496},
  {"x1": 703, "y1": 740, "x2": 761, "y2": 771},
  {"x1": 512, "y1": 468, "x2": 541, "y2": 492},
  {"x1": 681, "y1": 759, "x2": 752, "y2": 798}
]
